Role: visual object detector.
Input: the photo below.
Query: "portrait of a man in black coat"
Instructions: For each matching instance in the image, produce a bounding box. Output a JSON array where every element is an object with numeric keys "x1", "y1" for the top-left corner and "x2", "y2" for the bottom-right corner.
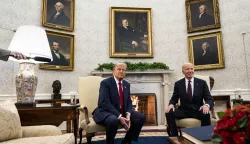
[
  {"x1": 47, "y1": 1, "x2": 70, "y2": 27},
  {"x1": 192, "y1": 4, "x2": 215, "y2": 28},
  {"x1": 46, "y1": 41, "x2": 69, "y2": 66},
  {"x1": 116, "y1": 18, "x2": 148, "y2": 53},
  {"x1": 194, "y1": 41, "x2": 219, "y2": 66}
]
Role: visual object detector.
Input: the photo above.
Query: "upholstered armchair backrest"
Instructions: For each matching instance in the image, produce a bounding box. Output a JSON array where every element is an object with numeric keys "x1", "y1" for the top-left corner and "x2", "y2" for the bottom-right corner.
[{"x1": 78, "y1": 76, "x2": 104, "y2": 121}]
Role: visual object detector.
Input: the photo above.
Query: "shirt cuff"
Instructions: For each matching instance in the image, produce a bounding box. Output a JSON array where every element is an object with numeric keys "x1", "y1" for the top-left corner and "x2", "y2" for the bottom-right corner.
[
  {"x1": 126, "y1": 112, "x2": 131, "y2": 120},
  {"x1": 118, "y1": 114, "x2": 122, "y2": 119},
  {"x1": 205, "y1": 104, "x2": 210, "y2": 108}
]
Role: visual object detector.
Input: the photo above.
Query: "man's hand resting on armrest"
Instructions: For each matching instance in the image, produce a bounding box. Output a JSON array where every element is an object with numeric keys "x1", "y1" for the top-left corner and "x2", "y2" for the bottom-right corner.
[
  {"x1": 199, "y1": 104, "x2": 210, "y2": 114},
  {"x1": 165, "y1": 104, "x2": 175, "y2": 113}
]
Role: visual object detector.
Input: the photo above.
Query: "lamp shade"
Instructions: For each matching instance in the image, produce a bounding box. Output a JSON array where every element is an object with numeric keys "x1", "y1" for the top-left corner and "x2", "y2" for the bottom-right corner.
[{"x1": 8, "y1": 25, "x2": 52, "y2": 63}]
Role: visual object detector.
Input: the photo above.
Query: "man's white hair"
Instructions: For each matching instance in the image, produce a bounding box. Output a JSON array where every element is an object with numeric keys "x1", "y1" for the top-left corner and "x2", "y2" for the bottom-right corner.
[
  {"x1": 55, "y1": 2, "x2": 64, "y2": 10},
  {"x1": 199, "y1": 5, "x2": 206, "y2": 10}
]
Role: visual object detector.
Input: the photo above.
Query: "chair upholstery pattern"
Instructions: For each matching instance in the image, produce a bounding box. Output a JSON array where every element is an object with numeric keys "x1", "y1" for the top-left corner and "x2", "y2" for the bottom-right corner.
[{"x1": 0, "y1": 99, "x2": 22, "y2": 142}]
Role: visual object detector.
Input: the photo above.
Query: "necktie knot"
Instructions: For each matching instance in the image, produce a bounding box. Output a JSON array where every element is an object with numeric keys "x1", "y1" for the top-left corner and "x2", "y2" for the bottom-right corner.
[
  {"x1": 188, "y1": 80, "x2": 191, "y2": 83},
  {"x1": 119, "y1": 81, "x2": 122, "y2": 85}
]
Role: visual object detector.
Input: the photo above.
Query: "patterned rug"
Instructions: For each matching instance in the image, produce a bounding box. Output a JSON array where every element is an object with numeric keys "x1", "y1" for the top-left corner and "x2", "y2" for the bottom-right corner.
[{"x1": 79, "y1": 129, "x2": 168, "y2": 144}]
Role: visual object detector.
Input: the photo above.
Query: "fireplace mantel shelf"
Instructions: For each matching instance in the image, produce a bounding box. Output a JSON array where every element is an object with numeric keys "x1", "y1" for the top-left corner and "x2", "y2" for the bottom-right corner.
[{"x1": 91, "y1": 70, "x2": 174, "y2": 75}]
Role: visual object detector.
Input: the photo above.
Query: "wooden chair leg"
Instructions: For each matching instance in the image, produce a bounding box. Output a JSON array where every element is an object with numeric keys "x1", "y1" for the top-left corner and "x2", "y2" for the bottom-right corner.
[
  {"x1": 78, "y1": 128, "x2": 83, "y2": 144},
  {"x1": 86, "y1": 133, "x2": 95, "y2": 144}
]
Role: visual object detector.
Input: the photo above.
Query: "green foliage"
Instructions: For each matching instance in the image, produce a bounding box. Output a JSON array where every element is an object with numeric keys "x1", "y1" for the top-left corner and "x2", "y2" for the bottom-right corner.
[
  {"x1": 94, "y1": 62, "x2": 169, "y2": 71},
  {"x1": 238, "y1": 116, "x2": 248, "y2": 128},
  {"x1": 217, "y1": 111, "x2": 226, "y2": 119},
  {"x1": 212, "y1": 134, "x2": 223, "y2": 143}
]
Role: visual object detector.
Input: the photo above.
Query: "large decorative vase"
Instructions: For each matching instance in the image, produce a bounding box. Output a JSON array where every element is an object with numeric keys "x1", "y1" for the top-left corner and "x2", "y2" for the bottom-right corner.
[{"x1": 16, "y1": 62, "x2": 38, "y2": 103}]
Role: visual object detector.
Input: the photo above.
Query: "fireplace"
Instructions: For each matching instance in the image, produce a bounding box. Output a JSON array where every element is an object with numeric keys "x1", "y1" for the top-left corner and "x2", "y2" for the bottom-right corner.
[{"x1": 131, "y1": 93, "x2": 157, "y2": 126}]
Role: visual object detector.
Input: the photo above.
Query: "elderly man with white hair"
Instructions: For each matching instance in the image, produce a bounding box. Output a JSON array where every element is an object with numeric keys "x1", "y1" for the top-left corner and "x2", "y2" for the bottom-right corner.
[{"x1": 48, "y1": 1, "x2": 70, "y2": 27}]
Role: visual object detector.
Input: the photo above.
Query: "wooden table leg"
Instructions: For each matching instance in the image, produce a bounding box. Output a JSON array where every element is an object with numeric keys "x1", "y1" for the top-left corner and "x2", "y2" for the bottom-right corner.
[{"x1": 66, "y1": 120, "x2": 71, "y2": 133}]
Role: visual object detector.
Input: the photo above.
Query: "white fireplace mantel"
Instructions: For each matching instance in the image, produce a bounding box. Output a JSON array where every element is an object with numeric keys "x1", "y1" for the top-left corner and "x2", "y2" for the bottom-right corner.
[{"x1": 91, "y1": 70, "x2": 174, "y2": 124}]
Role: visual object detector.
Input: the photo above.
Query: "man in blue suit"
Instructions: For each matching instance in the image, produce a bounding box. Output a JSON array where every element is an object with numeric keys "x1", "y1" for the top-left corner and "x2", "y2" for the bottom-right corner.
[
  {"x1": 165, "y1": 63, "x2": 214, "y2": 136},
  {"x1": 93, "y1": 63, "x2": 146, "y2": 144}
]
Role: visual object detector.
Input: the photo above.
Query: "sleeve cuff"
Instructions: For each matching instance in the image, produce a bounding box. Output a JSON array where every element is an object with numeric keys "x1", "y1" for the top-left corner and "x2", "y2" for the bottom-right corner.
[
  {"x1": 205, "y1": 104, "x2": 210, "y2": 108},
  {"x1": 118, "y1": 114, "x2": 122, "y2": 119}
]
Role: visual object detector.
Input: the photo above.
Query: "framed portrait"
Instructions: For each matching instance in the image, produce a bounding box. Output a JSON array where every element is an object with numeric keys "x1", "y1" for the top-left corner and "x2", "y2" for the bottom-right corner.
[
  {"x1": 110, "y1": 7, "x2": 153, "y2": 58},
  {"x1": 42, "y1": 0, "x2": 75, "y2": 31},
  {"x1": 40, "y1": 30, "x2": 74, "y2": 71},
  {"x1": 188, "y1": 31, "x2": 224, "y2": 70},
  {"x1": 186, "y1": 0, "x2": 221, "y2": 33}
]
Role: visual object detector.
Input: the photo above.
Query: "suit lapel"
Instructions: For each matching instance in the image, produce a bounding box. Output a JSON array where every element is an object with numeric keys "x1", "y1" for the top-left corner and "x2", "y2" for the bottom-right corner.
[
  {"x1": 122, "y1": 81, "x2": 128, "y2": 105},
  {"x1": 111, "y1": 77, "x2": 120, "y2": 104},
  {"x1": 193, "y1": 78, "x2": 199, "y2": 100}
]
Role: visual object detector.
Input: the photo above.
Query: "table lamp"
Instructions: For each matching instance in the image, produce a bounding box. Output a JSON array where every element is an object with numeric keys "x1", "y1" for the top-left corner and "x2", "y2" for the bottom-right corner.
[{"x1": 8, "y1": 25, "x2": 53, "y2": 107}]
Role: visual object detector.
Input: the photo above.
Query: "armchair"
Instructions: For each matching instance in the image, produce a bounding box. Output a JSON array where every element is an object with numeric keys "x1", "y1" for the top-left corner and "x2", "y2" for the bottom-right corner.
[
  {"x1": 78, "y1": 76, "x2": 105, "y2": 144},
  {"x1": 78, "y1": 76, "x2": 124, "y2": 144},
  {"x1": 166, "y1": 75, "x2": 217, "y2": 135}
]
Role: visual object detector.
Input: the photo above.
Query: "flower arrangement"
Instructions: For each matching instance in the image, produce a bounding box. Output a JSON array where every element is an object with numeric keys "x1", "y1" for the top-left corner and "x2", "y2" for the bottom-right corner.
[{"x1": 212, "y1": 104, "x2": 250, "y2": 144}]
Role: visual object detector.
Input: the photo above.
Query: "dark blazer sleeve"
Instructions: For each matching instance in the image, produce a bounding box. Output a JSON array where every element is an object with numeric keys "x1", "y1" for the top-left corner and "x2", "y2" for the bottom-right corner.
[
  {"x1": 169, "y1": 82, "x2": 179, "y2": 106},
  {"x1": 126, "y1": 83, "x2": 132, "y2": 114},
  {"x1": 98, "y1": 80, "x2": 120, "y2": 117},
  {"x1": 0, "y1": 49, "x2": 11, "y2": 61},
  {"x1": 203, "y1": 81, "x2": 214, "y2": 109}
]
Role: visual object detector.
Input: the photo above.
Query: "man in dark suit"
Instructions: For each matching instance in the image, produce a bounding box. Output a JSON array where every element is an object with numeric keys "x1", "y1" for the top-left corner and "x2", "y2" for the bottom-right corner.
[
  {"x1": 192, "y1": 5, "x2": 214, "y2": 28},
  {"x1": 116, "y1": 19, "x2": 148, "y2": 52},
  {"x1": 194, "y1": 42, "x2": 219, "y2": 65},
  {"x1": 48, "y1": 2, "x2": 70, "y2": 27},
  {"x1": 93, "y1": 63, "x2": 146, "y2": 144},
  {"x1": 165, "y1": 63, "x2": 214, "y2": 136},
  {"x1": 47, "y1": 41, "x2": 69, "y2": 66},
  {"x1": 0, "y1": 49, "x2": 26, "y2": 61}
]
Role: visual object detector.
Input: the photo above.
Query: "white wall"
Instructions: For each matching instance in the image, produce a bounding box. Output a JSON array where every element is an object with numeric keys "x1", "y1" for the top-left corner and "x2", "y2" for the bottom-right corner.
[{"x1": 0, "y1": 0, "x2": 250, "y2": 98}]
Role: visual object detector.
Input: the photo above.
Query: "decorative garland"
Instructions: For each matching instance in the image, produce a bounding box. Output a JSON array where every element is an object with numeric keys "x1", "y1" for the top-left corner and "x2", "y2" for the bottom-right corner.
[{"x1": 95, "y1": 62, "x2": 169, "y2": 71}]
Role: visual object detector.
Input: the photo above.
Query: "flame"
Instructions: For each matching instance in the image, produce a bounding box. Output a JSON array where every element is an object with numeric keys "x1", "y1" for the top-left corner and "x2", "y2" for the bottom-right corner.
[{"x1": 131, "y1": 95, "x2": 139, "y2": 111}]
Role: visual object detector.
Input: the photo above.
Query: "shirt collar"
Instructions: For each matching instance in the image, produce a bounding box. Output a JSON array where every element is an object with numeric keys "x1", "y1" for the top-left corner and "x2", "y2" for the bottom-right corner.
[
  {"x1": 185, "y1": 77, "x2": 194, "y2": 82},
  {"x1": 114, "y1": 76, "x2": 123, "y2": 84}
]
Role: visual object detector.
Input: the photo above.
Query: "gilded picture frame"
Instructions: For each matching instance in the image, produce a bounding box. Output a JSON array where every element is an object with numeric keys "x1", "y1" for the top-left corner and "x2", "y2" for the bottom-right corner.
[
  {"x1": 188, "y1": 31, "x2": 224, "y2": 70},
  {"x1": 40, "y1": 30, "x2": 74, "y2": 71},
  {"x1": 110, "y1": 7, "x2": 153, "y2": 58},
  {"x1": 186, "y1": 0, "x2": 221, "y2": 33},
  {"x1": 42, "y1": 0, "x2": 75, "y2": 31}
]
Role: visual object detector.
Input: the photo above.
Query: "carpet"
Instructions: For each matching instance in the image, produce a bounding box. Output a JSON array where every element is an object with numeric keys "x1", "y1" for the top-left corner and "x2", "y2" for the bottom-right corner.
[
  {"x1": 79, "y1": 129, "x2": 169, "y2": 144},
  {"x1": 90, "y1": 136, "x2": 168, "y2": 144}
]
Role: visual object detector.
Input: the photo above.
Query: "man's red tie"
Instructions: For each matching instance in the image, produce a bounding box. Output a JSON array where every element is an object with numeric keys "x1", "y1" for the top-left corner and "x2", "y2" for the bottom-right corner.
[
  {"x1": 188, "y1": 80, "x2": 192, "y2": 103},
  {"x1": 118, "y1": 81, "x2": 124, "y2": 116}
]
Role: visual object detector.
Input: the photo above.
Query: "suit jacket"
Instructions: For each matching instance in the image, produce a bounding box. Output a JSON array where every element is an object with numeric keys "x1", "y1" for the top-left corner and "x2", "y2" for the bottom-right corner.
[
  {"x1": 193, "y1": 13, "x2": 214, "y2": 28},
  {"x1": 48, "y1": 12, "x2": 70, "y2": 27},
  {"x1": 0, "y1": 49, "x2": 10, "y2": 61},
  {"x1": 195, "y1": 50, "x2": 219, "y2": 65},
  {"x1": 117, "y1": 26, "x2": 139, "y2": 44},
  {"x1": 169, "y1": 77, "x2": 213, "y2": 110},
  {"x1": 93, "y1": 77, "x2": 132, "y2": 123},
  {"x1": 47, "y1": 51, "x2": 69, "y2": 66}
]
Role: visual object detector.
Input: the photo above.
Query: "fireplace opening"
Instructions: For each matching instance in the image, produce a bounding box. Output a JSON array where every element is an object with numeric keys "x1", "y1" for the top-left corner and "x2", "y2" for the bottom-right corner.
[{"x1": 130, "y1": 93, "x2": 157, "y2": 126}]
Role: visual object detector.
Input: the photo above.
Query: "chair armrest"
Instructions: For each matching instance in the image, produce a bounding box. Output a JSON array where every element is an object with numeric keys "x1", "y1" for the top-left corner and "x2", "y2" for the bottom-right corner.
[
  {"x1": 22, "y1": 125, "x2": 62, "y2": 138},
  {"x1": 78, "y1": 105, "x2": 90, "y2": 125}
]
